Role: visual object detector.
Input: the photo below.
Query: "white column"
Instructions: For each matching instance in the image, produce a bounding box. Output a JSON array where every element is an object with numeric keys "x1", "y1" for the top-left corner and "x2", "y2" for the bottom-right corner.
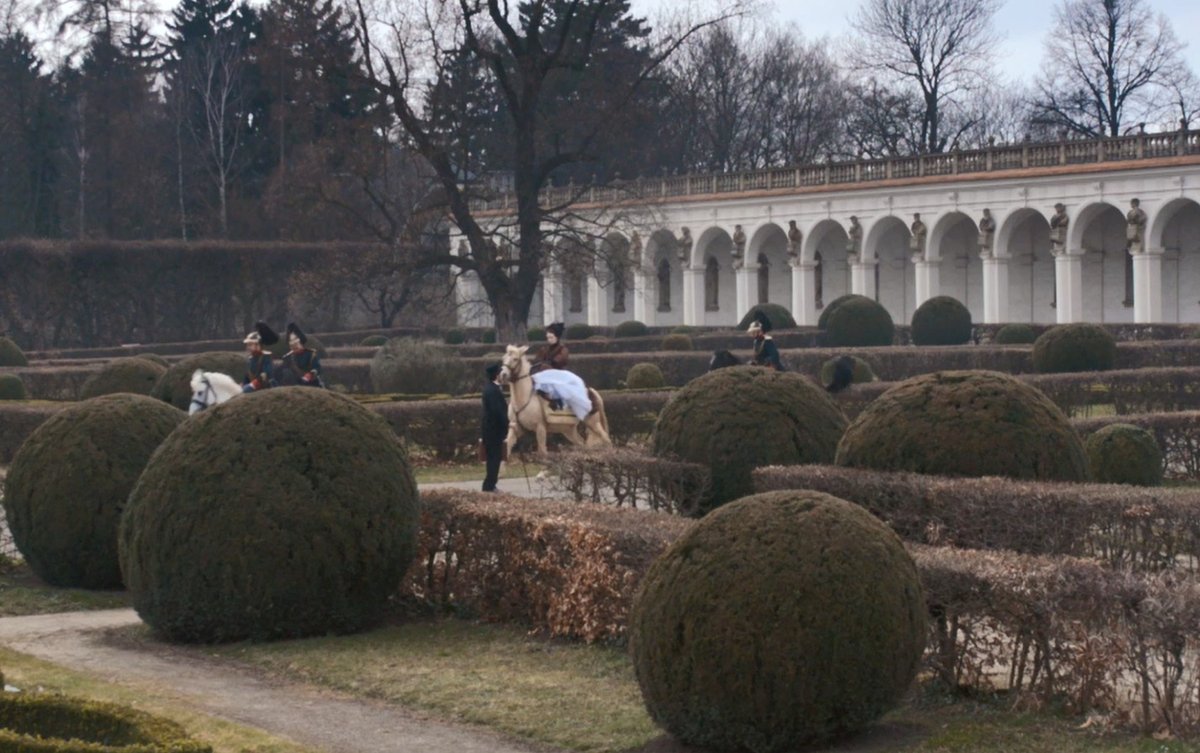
[
  {"x1": 914, "y1": 259, "x2": 940, "y2": 307},
  {"x1": 790, "y1": 262, "x2": 817, "y2": 326},
  {"x1": 981, "y1": 257, "x2": 1010, "y2": 324},
  {"x1": 1133, "y1": 249, "x2": 1164, "y2": 323},
  {"x1": 633, "y1": 268, "x2": 654, "y2": 326},
  {"x1": 541, "y1": 271, "x2": 562, "y2": 326},
  {"x1": 586, "y1": 276, "x2": 607, "y2": 327},
  {"x1": 683, "y1": 266, "x2": 704, "y2": 326},
  {"x1": 850, "y1": 258, "x2": 877, "y2": 300},
  {"x1": 735, "y1": 264, "x2": 756, "y2": 321},
  {"x1": 1054, "y1": 252, "x2": 1084, "y2": 324}
]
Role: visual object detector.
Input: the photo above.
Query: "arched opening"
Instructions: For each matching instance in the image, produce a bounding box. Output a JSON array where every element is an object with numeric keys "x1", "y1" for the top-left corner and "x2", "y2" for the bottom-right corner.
[
  {"x1": 865, "y1": 216, "x2": 915, "y2": 323},
  {"x1": 1076, "y1": 203, "x2": 1129, "y2": 323},
  {"x1": 803, "y1": 220, "x2": 850, "y2": 312},
  {"x1": 814, "y1": 251, "x2": 824, "y2": 308},
  {"x1": 931, "y1": 212, "x2": 982, "y2": 320},
  {"x1": 695, "y1": 227, "x2": 735, "y2": 325},
  {"x1": 601, "y1": 232, "x2": 632, "y2": 316},
  {"x1": 1152, "y1": 198, "x2": 1200, "y2": 322},
  {"x1": 757, "y1": 253, "x2": 770, "y2": 304},
  {"x1": 748, "y1": 223, "x2": 790, "y2": 306},
  {"x1": 646, "y1": 229, "x2": 682, "y2": 326},
  {"x1": 555, "y1": 238, "x2": 591, "y2": 324},
  {"x1": 705, "y1": 256, "x2": 721, "y2": 311},
  {"x1": 998, "y1": 209, "x2": 1054, "y2": 323},
  {"x1": 657, "y1": 258, "x2": 672, "y2": 311}
]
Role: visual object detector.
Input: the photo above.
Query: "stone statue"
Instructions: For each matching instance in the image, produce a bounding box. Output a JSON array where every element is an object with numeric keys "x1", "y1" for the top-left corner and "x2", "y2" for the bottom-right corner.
[
  {"x1": 978, "y1": 208, "x2": 996, "y2": 258},
  {"x1": 787, "y1": 220, "x2": 802, "y2": 263},
  {"x1": 1049, "y1": 203, "x2": 1069, "y2": 254},
  {"x1": 457, "y1": 238, "x2": 469, "y2": 255},
  {"x1": 677, "y1": 227, "x2": 693, "y2": 264},
  {"x1": 629, "y1": 231, "x2": 643, "y2": 267},
  {"x1": 1126, "y1": 198, "x2": 1147, "y2": 252},
  {"x1": 731, "y1": 224, "x2": 746, "y2": 268},
  {"x1": 909, "y1": 213, "x2": 927, "y2": 260},
  {"x1": 846, "y1": 216, "x2": 862, "y2": 261}
]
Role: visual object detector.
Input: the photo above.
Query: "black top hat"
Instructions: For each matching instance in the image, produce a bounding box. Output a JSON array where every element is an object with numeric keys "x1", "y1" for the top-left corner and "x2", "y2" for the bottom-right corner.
[
  {"x1": 546, "y1": 322, "x2": 565, "y2": 338},
  {"x1": 485, "y1": 362, "x2": 503, "y2": 381},
  {"x1": 286, "y1": 322, "x2": 308, "y2": 345}
]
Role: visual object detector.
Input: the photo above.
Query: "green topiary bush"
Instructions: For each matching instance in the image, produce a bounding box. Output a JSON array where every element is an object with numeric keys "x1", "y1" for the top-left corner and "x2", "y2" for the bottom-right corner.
[
  {"x1": 1085, "y1": 423, "x2": 1163, "y2": 486},
  {"x1": 360, "y1": 334, "x2": 389, "y2": 347},
  {"x1": 481, "y1": 330, "x2": 497, "y2": 344},
  {"x1": 526, "y1": 327, "x2": 546, "y2": 343},
  {"x1": 836, "y1": 370, "x2": 1089, "y2": 482},
  {"x1": 736, "y1": 303, "x2": 796, "y2": 330},
  {"x1": 0, "y1": 373, "x2": 26, "y2": 400},
  {"x1": 817, "y1": 293, "x2": 871, "y2": 330},
  {"x1": 119, "y1": 388, "x2": 419, "y2": 643},
  {"x1": 0, "y1": 336, "x2": 27, "y2": 367},
  {"x1": 659, "y1": 333, "x2": 693, "y2": 351},
  {"x1": 820, "y1": 355, "x2": 876, "y2": 387},
  {"x1": 630, "y1": 490, "x2": 925, "y2": 751},
  {"x1": 3, "y1": 394, "x2": 184, "y2": 589},
  {"x1": 652, "y1": 367, "x2": 847, "y2": 514},
  {"x1": 566, "y1": 322, "x2": 594, "y2": 340},
  {"x1": 371, "y1": 338, "x2": 468, "y2": 397},
  {"x1": 80, "y1": 357, "x2": 168, "y2": 399},
  {"x1": 442, "y1": 328, "x2": 466, "y2": 345},
  {"x1": 136, "y1": 353, "x2": 169, "y2": 367},
  {"x1": 626, "y1": 363, "x2": 665, "y2": 389},
  {"x1": 1032, "y1": 323, "x2": 1116, "y2": 373},
  {"x1": 0, "y1": 693, "x2": 212, "y2": 753},
  {"x1": 670, "y1": 326, "x2": 696, "y2": 334},
  {"x1": 151, "y1": 352, "x2": 244, "y2": 410},
  {"x1": 614, "y1": 320, "x2": 649, "y2": 338},
  {"x1": 825, "y1": 296, "x2": 895, "y2": 347},
  {"x1": 993, "y1": 323, "x2": 1039, "y2": 344},
  {"x1": 911, "y1": 296, "x2": 972, "y2": 346}
]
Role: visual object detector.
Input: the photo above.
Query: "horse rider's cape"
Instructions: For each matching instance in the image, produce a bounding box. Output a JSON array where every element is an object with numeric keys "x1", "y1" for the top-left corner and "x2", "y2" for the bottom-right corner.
[{"x1": 531, "y1": 369, "x2": 592, "y2": 420}]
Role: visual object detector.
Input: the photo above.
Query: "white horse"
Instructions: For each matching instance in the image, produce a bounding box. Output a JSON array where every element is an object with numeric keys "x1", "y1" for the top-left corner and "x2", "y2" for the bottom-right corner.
[
  {"x1": 501, "y1": 345, "x2": 611, "y2": 456},
  {"x1": 188, "y1": 370, "x2": 242, "y2": 415}
]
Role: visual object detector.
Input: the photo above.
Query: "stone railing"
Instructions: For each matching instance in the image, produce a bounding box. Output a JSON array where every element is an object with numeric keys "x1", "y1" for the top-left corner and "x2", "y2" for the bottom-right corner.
[{"x1": 470, "y1": 129, "x2": 1200, "y2": 212}]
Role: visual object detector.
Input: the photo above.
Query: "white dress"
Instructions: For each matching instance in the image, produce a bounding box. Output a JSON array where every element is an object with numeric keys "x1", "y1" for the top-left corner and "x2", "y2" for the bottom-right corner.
[{"x1": 530, "y1": 369, "x2": 592, "y2": 420}]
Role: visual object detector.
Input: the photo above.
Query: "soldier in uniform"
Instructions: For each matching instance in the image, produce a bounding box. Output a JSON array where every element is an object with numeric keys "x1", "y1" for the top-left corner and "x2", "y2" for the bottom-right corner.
[
  {"x1": 241, "y1": 321, "x2": 279, "y2": 393},
  {"x1": 748, "y1": 310, "x2": 784, "y2": 370},
  {"x1": 281, "y1": 322, "x2": 324, "y2": 388}
]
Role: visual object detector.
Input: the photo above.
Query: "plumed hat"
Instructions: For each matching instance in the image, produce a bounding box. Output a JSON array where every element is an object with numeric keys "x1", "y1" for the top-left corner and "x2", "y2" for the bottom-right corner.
[
  {"x1": 747, "y1": 309, "x2": 773, "y2": 334},
  {"x1": 254, "y1": 321, "x2": 279, "y2": 346},
  {"x1": 485, "y1": 362, "x2": 503, "y2": 381},
  {"x1": 286, "y1": 322, "x2": 308, "y2": 345},
  {"x1": 547, "y1": 322, "x2": 565, "y2": 338}
]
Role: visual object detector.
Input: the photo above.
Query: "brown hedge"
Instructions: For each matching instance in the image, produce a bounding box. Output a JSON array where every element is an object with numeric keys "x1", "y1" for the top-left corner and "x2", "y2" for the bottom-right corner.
[{"x1": 545, "y1": 447, "x2": 711, "y2": 515}]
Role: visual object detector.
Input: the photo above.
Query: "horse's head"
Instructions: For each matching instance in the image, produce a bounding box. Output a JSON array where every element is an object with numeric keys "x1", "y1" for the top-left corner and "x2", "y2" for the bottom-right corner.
[
  {"x1": 501, "y1": 344, "x2": 529, "y2": 383},
  {"x1": 189, "y1": 369, "x2": 215, "y2": 415},
  {"x1": 708, "y1": 349, "x2": 741, "y2": 371}
]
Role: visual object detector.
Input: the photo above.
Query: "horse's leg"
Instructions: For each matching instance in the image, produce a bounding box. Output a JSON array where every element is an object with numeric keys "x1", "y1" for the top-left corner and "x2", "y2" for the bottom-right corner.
[
  {"x1": 505, "y1": 421, "x2": 519, "y2": 460},
  {"x1": 535, "y1": 420, "x2": 549, "y2": 456},
  {"x1": 586, "y1": 412, "x2": 612, "y2": 446}
]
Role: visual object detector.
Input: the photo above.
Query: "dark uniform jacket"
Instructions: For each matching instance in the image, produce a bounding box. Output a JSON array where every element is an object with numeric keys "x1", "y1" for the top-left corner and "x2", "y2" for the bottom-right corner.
[
  {"x1": 281, "y1": 348, "x2": 323, "y2": 387},
  {"x1": 753, "y1": 336, "x2": 784, "y2": 371},
  {"x1": 243, "y1": 353, "x2": 276, "y2": 389},
  {"x1": 531, "y1": 343, "x2": 569, "y2": 374},
  {"x1": 481, "y1": 381, "x2": 509, "y2": 445}
]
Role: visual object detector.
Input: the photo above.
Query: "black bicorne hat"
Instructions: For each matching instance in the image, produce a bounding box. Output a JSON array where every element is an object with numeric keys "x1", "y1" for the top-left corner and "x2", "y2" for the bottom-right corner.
[
  {"x1": 256, "y1": 321, "x2": 280, "y2": 346},
  {"x1": 752, "y1": 309, "x2": 773, "y2": 333},
  {"x1": 286, "y1": 322, "x2": 308, "y2": 345},
  {"x1": 546, "y1": 322, "x2": 565, "y2": 338}
]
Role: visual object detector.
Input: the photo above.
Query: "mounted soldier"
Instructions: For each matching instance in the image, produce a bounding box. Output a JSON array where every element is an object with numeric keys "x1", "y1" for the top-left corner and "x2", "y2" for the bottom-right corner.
[
  {"x1": 748, "y1": 310, "x2": 784, "y2": 370},
  {"x1": 281, "y1": 322, "x2": 324, "y2": 388},
  {"x1": 242, "y1": 321, "x2": 279, "y2": 393}
]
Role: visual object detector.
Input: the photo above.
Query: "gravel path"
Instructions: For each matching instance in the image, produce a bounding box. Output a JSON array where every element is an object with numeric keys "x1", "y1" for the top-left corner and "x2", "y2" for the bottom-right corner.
[{"x1": 0, "y1": 609, "x2": 548, "y2": 753}]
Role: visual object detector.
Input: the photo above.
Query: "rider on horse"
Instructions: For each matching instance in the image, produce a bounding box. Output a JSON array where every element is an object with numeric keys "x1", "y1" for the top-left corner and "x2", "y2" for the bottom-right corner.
[
  {"x1": 529, "y1": 322, "x2": 591, "y2": 419},
  {"x1": 282, "y1": 322, "x2": 324, "y2": 388},
  {"x1": 748, "y1": 310, "x2": 784, "y2": 370},
  {"x1": 242, "y1": 321, "x2": 279, "y2": 393}
]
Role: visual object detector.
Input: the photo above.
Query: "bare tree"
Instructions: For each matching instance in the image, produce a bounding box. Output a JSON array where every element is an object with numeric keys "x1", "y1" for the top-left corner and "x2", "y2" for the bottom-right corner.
[
  {"x1": 848, "y1": 0, "x2": 999, "y2": 154},
  {"x1": 1032, "y1": 0, "x2": 1182, "y2": 137},
  {"x1": 1162, "y1": 64, "x2": 1200, "y2": 130},
  {"x1": 182, "y1": 29, "x2": 245, "y2": 237}
]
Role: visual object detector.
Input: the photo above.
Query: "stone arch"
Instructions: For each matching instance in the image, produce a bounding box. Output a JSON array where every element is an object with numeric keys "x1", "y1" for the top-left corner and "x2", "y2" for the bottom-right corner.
[
  {"x1": 929, "y1": 211, "x2": 983, "y2": 320},
  {"x1": 1150, "y1": 197, "x2": 1200, "y2": 322},
  {"x1": 554, "y1": 237, "x2": 592, "y2": 325},
  {"x1": 696, "y1": 227, "x2": 735, "y2": 325},
  {"x1": 864, "y1": 216, "x2": 915, "y2": 323},
  {"x1": 803, "y1": 219, "x2": 850, "y2": 311},
  {"x1": 748, "y1": 223, "x2": 790, "y2": 305},
  {"x1": 600, "y1": 231, "x2": 633, "y2": 317},
  {"x1": 1074, "y1": 202, "x2": 1129, "y2": 323},
  {"x1": 997, "y1": 208, "x2": 1055, "y2": 324},
  {"x1": 645, "y1": 229, "x2": 683, "y2": 326}
]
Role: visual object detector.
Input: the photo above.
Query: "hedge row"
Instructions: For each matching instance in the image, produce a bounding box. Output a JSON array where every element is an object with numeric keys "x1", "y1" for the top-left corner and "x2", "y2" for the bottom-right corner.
[
  {"x1": 545, "y1": 448, "x2": 711, "y2": 516},
  {"x1": 1075, "y1": 411, "x2": 1200, "y2": 480},
  {"x1": 752, "y1": 464, "x2": 1200, "y2": 572}
]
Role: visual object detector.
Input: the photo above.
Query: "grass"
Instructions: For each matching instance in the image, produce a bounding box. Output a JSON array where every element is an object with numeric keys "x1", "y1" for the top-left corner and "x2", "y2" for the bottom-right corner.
[
  {"x1": 210, "y1": 617, "x2": 1200, "y2": 753},
  {"x1": 0, "y1": 560, "x2": 130, "y2": 616},
  {"x1": 0, "y1": 647, "x2": 321, "y2": 753},
  {"x1": 413, "y1": 460, "x2": 546, "y2": 484}
]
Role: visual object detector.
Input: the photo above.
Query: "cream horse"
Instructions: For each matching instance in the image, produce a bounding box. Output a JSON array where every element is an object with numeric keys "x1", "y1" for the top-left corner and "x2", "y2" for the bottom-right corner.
[{"x1": 501, "y1": 345, "x2": 611, "y2": 456}]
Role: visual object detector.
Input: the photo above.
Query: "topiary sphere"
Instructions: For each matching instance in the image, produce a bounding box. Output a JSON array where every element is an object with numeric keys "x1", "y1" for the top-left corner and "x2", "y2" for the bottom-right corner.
[
  {"x1": 1032, "y1": 323, "x2": 1116, "y2": 373},
  {"x1": 80, "y1": 357, "x2": 168, "y2": 399},
  {"x1": 1085, "y1": 423, "x2": 1163, "y2": 486},
  {"x1": 626, "y1": 362, "x2": 665, "y2": 389},
  {"x1": 442, "y1": 328, "x2": 466, "y2": 345},
  {"x1": 825, "y1": 296, "x2": 895, "y2": 347},
  {"x1": 993, "y1": 323, "x2": 1039, "y2": 344},
  {"x1": 526, "y1": 327, "x2": 546, "y2": 343},
  {"x1": 481, "y1": 330, "x2": 497, "y2": 344},
  {"x1": 370, "y1": 338, "x2": 466, "y2": 395},
  {"x1": 615, "y1": 320, "x2": 650, "y2": 338},
  {"x1": 566, "y1": 322, "x2": 594, "y2": 340},
  {"x1": 151, "y1": 352, "x2": 244, "y2": 410},
  {"x1": 630, "y1": 491, "x2": 926, "y2": 751},
  {"x1": 3, "y1": 394, "x2": 184, "y2": 589},
  {"x1": 136, "y1": 353, "x2": 170, "y2": 368},
  {"x1": 360, "y1": 334, "x2": 389, "y2": 347},
  {"x1": 0, "y1": 374, "x2": 26, "y2": 400},
  {"x1": 119, "y1": 388, "x2": 418, "y2": 643},
  {"x1": 652, "y1": 367, "x2": 847, "y2": 514},
  {"x1": 659, "y1": 333, "x2": 693, "y2": 351},
  {"x1": 820, "y1": 355, "x2": 876, "y2": 387},
  {"x1": 911, "y1": 296, "x2": 972, "y2": 346},
  {"x1": 736, "y1": 303, "x2": 796, "y2": 330},
  {"x1": 0, "y1": 336, "x2": 27, "y2": 367},
  {"x1": 817, "y1": 293, "x2": 872, "y2": 330},
  {"x1": 836, "y1": 370, "x2": 1089, "y2": 481}
]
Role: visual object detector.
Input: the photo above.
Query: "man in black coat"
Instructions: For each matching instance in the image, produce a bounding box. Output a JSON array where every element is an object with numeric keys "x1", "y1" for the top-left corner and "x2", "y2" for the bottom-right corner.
[{"x1": 481, "y1": 362, "x2": 509, "y2": 492}]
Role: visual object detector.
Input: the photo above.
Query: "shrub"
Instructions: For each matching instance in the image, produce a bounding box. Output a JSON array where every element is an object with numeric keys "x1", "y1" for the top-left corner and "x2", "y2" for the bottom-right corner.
[
  {"x1": 817, "y1": 293, "x2": 871, "y2": 330},
  {"x1": 0, "y1": 693, "x2": 212, "y2": 753},
  {"x1": 630, "y1": 491, "x2": 925, "y2": 751},
  {"x1": 1032, "y1": 323, "x2": 1117, "y2": 373},
  {"x1": 994, "y1": 323, "x2": 1038, "y2": 344},
  {"x1": 136, "y1": 353, "x2": 169, "y2": 367},
  {"x1": 652, "y1": 366, "x2": 847, "y2": 514},
  {"x1": 659, "y1": 333, "x2": 693, "y2": 351},
  {"x1": 836, "y1": 370, "x2": 1089, "y2": 482},
  {"x1": 911, "y1": 295, "x2": 972, "y2": 346},
  {"x1": 526, "y1": 327, "x2": 546, "y2": 343},
  {"x1": 442, "y1": 328, "x2": 466, "y2": 345},
  {"x1": 0, "y1": 336, "x2": 27, "y2": 367},
  {"x1": 825, "y1": 296, "x2": 895, "y2": 347},
  {"x1": 1085, "y1": 423, "x2": 1163, "y2": 486},
  {"x1": 266, "y1": 333, "x2": 326, "y2": 360},
  {"x1": 120, "y1": 388, "x2": 418, "y2": 643},
  {"x1": 566, "y1": 322, "x2": 594, "y2": 340},
  {"x1": 3, "y1": 394, "x2": 184, "y2": 588},
  {"x1": 625, "y1": 362, "x2": 665, "y2": 389},
  {"x1": 481, "y1": 330, "x2": 497, "y2": 344},
  {"x1": 614, "y1": 320, "x2": 649, "y2": 338},
  {"x1": 0, "y1": 374, "x2": 26, "y2": 400},
  {"x1": 736, "y1": 302, "x2": 796, "y2": 330},
  {"x1": 819, "y1": 355, "x2": 876, "y2": 387},
  {"x1": 360, "y1": 334, "x2": 389, "y2": 347},
  {"x1": 79, "y1": 357, "x2": 167, "y2": 399},
  {"x1": 151, "y1": 352, "x2": 244, "y2": 410},
  {"x1": 670, "y1": 326, "x2": 695, "y2": 334},
  {"x1": 370, "y1": 338, "x2": 468, "y2": 395}
]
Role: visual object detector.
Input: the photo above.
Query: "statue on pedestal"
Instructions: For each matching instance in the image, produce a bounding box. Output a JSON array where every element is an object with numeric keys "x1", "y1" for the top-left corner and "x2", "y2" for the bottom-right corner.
[
  {"x1": 787, "y1": 220, "x2": 802, "y2": 264},
  {"x1": 1126, "y1": 198, "x2": 1147, "y2": 253},
  {"x1": 909, "y1": 213, "x2": 927, "y2": 262},
  {"x1": 978, "y1": 208, "x2": 996, "y2": 258},
  {"x1": 629, "y1": 231, "x2": 643, "y2": 268},
  {"x1": 1049, "y1": 203, "x2": 1069, "y2": 255},
  {"x1": 731, "y1": 224, "x2": 746, "y2": 269},
  {"x1": 846, "y1": 216, "x2": 862, "y2": 262},
  {"x1": 676, "y1": 227, "x2": 693, "y2": 265}
]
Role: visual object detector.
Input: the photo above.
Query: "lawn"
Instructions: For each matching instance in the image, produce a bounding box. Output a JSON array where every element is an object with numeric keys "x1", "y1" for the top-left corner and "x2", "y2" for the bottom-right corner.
[{"x1": 0, "y1": 560, "x2": 130, "y2": 616}]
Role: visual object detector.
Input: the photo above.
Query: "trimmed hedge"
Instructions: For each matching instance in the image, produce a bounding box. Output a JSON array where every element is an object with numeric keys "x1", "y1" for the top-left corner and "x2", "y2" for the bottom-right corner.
[
  {"x1": 1085, "y1": 423, "x2": 1163, "y2": 486},
  {"x1": 442, "y1": 328, "x2": 466, "y2": 345},
  {"x1": 824, "y1": 296, "x2": 894, "y2": 347},
  {"x1": 1075, "y1": 410, "x2": 1200, "y2": 481},
  {"x1": 370, "y1": 339, "x2": 468, "y2": 395},
  {"x1": 819, "y1": 355, "x2": 875, "y2": 388},
  {"x1": 625, "y1": 363, "x2": 664, "y2": 389},
  {"x1": 360, "y1": 334, "x2": 388, "y2": 347},
  {"x1": 817, "y1": 293, "x2": 868, "y2": 330},
  {"x1": 614, "y1": 320, "x2": 649, "y2": 338},
  {"x1": 79, "y1": 357, "x2": 167, "y2": 399},
  {"x1": 1032, "y1": 323, "x2": 1117, "y2": 373},
  {"x1": 120, "y1": 388, "x2": 418, "y2": 643},
  {"x1": 910, "y1": 296, "x2": 972, "y2": 346},
  {"x1": 658, "y1": 334, "x2": 692, "y2": 351},
  {"x1": 736, "y1": 302, "x2": 796, "y2": 330},
  {"x1": 151, "y1": 352, "x2": 244, "y2": 410},
  {"x1": 994, "y1": 323, "x2": 1038, "y2": 344},
  {"x1": 0, "y1": 336, "x2": 28, "y2": 366},
  {"x1": 547, "y1": 448, "x2": 710, "y2": 515},
  {"x1": 526, "y1": 327, "x2": 546, "y2": 343},
  {"x1": 566, "y1": 323, "x2": 594, "y2": 340},
  {"x1": 0, "y1": 373, "x2": 27, "y2": 400},
  {"x1": 0, "y1": 693, "x2": 211, "y2": 753}
]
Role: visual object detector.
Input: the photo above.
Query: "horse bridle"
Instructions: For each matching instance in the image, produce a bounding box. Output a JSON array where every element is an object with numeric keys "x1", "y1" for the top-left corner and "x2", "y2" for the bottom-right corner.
[
  {"x1": 503, "y1": 358, "x2": 540, "y2": 432},
  {"x1": 189, "y1": 376, "x2": 216, "y2": 413}
]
